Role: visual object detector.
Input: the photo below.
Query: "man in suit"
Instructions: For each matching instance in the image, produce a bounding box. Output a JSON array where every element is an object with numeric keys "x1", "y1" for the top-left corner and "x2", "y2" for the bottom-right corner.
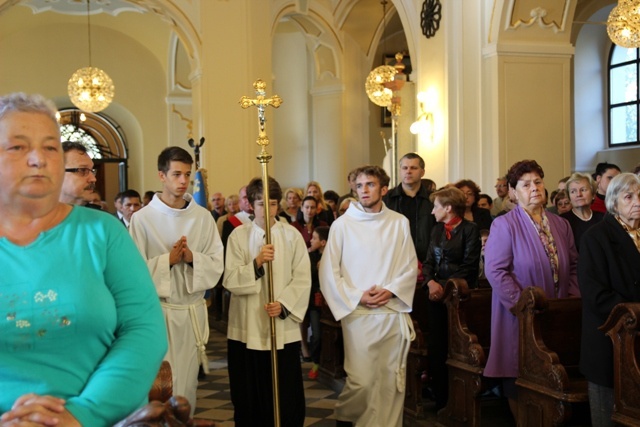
[{"x1": 120, "y1": 189, "x2": 143, "y2": 228}]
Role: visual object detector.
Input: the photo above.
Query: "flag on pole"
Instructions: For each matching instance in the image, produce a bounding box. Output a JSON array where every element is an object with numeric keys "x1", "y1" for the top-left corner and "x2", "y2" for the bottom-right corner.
[{"x1": 192, "y1": 168, "x2": 209, "y2": 208}]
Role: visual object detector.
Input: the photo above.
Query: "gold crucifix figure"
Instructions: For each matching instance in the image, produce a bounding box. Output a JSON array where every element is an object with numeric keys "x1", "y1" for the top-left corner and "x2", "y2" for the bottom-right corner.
[
  {"x1": 239, "y1": 79, "x2": 284, "y2": 427},
  {"x1": 239, "y1": 79, "x2": 283, "y2": 151}
]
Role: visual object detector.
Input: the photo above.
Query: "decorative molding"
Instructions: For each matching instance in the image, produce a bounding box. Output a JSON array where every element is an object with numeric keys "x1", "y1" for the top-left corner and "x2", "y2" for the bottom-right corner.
[
  {"x1": 506, "y1": 0, "x2": 571, "y2": 34},
  {"x1": 18, "y1": 0, "x2": 146, "y2": 16}
]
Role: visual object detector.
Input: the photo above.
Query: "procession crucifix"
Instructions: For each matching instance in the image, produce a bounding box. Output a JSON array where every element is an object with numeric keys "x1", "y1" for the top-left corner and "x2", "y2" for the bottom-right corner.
[{"x1": 239, "y1": 79, "x2": 283, "y2": 427}]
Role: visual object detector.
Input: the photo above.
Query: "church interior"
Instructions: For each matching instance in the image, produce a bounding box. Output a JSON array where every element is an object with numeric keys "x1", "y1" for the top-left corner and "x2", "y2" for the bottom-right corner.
[
  {"x1": 2, "y1": 1, "x2": 640, "y2": 426},
  {"x1": 1, "y1": 0, "x2": 638, "y2": 209}
]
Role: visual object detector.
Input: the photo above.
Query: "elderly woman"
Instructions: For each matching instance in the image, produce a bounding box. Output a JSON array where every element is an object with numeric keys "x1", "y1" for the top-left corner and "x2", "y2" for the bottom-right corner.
[
  {"x1": 561, "y1": 172, "x2": 604, "y2": 251},
  {"x1": 553, "y1": 190, "x2": 572, "y2": 215},
  {"x1": 0, "y1": 93, "x2": 167, "y2": 426},
  {"x1": 422, "y1": 187, "x2": 481, "y2": 410},
  {"x1": 579, "y1": 173, "x2": 640, "y2": 427},
  {"x1": 454, "y1": 179, "x2": 493, "y2": 231},
  {"x1": 484, "y1": 160, "x2": 580, "y2": 417}
]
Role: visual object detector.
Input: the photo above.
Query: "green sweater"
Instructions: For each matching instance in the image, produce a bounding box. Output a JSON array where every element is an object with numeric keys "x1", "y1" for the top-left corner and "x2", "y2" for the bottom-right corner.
[{"x1": 0, "y1": 206, "x2": 167, "y2": 426}]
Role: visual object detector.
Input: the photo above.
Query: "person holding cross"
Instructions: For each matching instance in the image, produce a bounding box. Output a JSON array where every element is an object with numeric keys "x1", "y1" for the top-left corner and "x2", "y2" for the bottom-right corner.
[{"x1": 223, "y1": 176, "x2": 311, "y2": 427}]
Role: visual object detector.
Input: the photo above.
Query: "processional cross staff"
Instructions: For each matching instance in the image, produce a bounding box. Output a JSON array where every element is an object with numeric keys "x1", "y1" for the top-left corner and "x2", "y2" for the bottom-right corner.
[{"x1": 239, "y1": 79, "x2": 283, "y2": 427}]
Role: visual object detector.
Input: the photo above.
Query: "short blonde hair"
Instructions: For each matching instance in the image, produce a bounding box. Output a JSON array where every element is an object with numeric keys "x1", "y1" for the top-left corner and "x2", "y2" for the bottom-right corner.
[{"x1": 430, "y1": 187, "x2": 467, "y2": 218}]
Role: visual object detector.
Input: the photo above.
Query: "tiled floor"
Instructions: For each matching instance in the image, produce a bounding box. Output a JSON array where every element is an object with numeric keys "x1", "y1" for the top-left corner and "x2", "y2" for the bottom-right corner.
[
  {"x1": 195, "y1": 327, "x2": 518, "y2": 427},
  {"x1": 194, "y1": 328, "x2": 341, "y2": 426}
]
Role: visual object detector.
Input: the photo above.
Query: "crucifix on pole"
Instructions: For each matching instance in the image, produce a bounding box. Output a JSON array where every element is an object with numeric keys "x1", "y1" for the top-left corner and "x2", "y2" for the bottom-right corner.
[{"x1": 239, "y1": 79, "x2": 283, "y2": 427}]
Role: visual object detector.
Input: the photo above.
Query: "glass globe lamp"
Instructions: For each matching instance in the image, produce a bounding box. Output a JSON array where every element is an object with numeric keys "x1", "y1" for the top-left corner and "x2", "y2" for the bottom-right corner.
[
  {"x1": 607, "y1": 2, "x2": 640, "y2": 48},
  {"x1": 365, "y1": 65, "x2": 397, "y2": 107},
  {"x1": 68, "y1": 67, "x2": 115, "y2": 113}
]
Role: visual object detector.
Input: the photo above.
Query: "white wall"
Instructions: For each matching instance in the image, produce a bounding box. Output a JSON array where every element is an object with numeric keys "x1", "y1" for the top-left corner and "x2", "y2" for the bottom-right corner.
[{"x1": 573, "y1": 5, "x2": 613, "y2": 173}]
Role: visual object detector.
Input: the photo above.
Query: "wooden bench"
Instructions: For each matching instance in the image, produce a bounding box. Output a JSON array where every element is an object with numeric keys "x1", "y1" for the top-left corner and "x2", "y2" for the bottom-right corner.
[
  {"x1": 436, "y1": 278, "x2": 492, "y2": 427},
  {"x1": 515, "y1": 286, "x2": 587, "y2": 427},
  {"x1": 599, "y1": 302, "x2": 640, "y2": 426},
  {"x1": 404, "y1": 284, "x2": 430, "y2": 420},
  {"x1": 116, "y1": 361, "x2": 217, "y2": 427}
]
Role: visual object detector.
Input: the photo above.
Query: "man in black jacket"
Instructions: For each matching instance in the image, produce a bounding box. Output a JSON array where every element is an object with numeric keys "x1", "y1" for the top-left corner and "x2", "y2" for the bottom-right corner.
[{"x1": 383, "y1": 152, "x2": 435, "y2": 262}]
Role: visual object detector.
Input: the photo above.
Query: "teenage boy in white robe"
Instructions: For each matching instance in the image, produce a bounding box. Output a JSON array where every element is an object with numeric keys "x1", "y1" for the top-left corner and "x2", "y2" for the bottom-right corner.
[
  {"x1": 129, "y1": 146, "x2": 224, "y2": 413},
  {"x1": 223, "y1": 176, "x2": 311, "y2": 427},
  {"x1": 319, "y1": 165, "x2": 418, "y2": 427}
]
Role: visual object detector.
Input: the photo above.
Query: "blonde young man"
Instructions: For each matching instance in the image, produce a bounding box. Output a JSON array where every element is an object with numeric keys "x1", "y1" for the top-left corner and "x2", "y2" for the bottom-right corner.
[{"x1": 320, "y1": 165, "x2": 418, "y2": 427}]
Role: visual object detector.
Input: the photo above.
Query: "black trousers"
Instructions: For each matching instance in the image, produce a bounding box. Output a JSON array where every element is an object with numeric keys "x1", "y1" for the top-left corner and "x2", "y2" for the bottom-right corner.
[
  {"x1": 426, "y1": 299, "x2": 449, "y2": 410},
  {"x1": 227, "y1": 339, "x2": 305, "y2": 427}
]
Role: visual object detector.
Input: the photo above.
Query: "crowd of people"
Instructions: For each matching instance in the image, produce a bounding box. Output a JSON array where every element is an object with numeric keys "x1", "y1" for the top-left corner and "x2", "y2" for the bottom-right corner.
[{"x1": 1, "y1": 91, "x2": 639, "y2": 427}]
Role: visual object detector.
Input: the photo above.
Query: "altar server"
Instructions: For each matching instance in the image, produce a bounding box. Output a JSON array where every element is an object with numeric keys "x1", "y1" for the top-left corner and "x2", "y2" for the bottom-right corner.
[
  {"x1": 319, "y1": 165, "x2": 417, "y2": 427},
  {"x1": 129, "y1": 146, "x2": 224, "y2": 413}
]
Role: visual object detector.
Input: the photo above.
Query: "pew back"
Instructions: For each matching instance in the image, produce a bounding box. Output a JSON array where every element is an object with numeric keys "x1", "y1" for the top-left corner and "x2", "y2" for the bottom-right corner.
[
  {"x1": 600, "y1": 302, "x2": 640, "y2": 426},
  {"x1": 516, "y1": 286, "x2": 587, "y2": 427},
  {"x1": 436, "y1": 278, "x2": 492, "y2": 427}
]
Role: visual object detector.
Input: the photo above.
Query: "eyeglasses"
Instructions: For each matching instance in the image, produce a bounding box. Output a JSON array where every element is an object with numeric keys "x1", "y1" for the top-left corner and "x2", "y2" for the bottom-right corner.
[
  {"x1": 65, "y1": 168, "x2": 97, "y2": 177},
  {"x1": 495, "y1": 184, "x2": 508, "y2": 188}
]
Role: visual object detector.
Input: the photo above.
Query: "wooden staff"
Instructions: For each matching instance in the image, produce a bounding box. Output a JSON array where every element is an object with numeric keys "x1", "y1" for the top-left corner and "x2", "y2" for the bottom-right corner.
[{"x1": 239, "y1": 79, "x2": 283, "y2": 427}]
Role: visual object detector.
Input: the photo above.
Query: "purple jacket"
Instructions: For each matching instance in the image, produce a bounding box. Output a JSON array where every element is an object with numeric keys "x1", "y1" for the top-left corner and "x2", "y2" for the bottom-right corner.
[{"x1": 484, "y1": 205, "x2": 580, "y2": 377}]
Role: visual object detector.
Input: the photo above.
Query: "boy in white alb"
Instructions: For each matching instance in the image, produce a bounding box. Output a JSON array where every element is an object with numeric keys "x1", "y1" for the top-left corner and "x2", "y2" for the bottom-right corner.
[
  {"x1": 224, "y1": 176, "x2": 311, "y2": 427},
  {"x1": 129, "y1": 146, "x2": 224, "y2": 413},
  {"x1": 319, "y1": 165, "x2": 418, "y2": 427}
]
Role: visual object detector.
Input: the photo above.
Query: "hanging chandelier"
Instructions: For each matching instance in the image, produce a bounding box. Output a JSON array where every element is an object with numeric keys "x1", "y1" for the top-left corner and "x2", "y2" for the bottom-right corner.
[
  {"x1": 607, "y1": 0, "x2": 640, "y2": 48},
  {"x1": 67, "y1": 0, "x2": 114, "y2": 112},
  {"x1": 365, "y1": 65, "x2": 397, "y2": 107}
]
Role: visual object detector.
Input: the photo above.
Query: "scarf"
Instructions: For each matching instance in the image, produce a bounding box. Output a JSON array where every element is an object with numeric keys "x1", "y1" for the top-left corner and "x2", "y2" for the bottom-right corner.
[{"x1": 444, "y1": 216, "x2": 462, "y2": 240}]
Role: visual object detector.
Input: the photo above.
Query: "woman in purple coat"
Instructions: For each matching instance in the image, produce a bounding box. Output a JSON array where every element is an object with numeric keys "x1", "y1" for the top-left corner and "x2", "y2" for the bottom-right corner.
[{"x1": 484, "y1": 160, "x2": 580, "y2": 418}]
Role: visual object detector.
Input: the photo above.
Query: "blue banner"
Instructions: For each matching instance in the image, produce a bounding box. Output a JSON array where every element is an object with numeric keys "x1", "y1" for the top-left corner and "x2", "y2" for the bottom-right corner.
[{"x1": 192, "y1": 169, "x2": 208, "y2": 208}]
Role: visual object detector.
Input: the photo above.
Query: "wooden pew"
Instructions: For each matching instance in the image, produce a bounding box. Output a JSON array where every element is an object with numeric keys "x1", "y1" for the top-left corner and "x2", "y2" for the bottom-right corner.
[
  {"x1": 115, "y1": 361, "x2": 217, "y2": 427},
  {"x1": 404, "y1": 284, "x2": 430, "y2": 420},
  {"x1": 599, "y1": 302, "x2": 640, "y2": 426},
  {"x1": 436, "y1": 278, "x2": 492, "y2": 427},
  {"x1": 515, "y1": 286, "x2": 587, "y2": 427},
  {"x1": 318, "y1": 302, "x2": 346, "y2": 381}
]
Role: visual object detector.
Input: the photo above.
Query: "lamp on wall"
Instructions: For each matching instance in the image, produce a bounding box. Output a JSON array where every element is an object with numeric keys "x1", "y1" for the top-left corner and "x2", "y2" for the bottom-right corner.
[
  {"x1": 410, "y1": 92, "x2": 434, "y2": 139},
  {"x1": 67, "y1": 0, "x2": 114, "y2": 112},
  {"x1": 607, "y1": 0, "x2": 640, "y2": 48}
]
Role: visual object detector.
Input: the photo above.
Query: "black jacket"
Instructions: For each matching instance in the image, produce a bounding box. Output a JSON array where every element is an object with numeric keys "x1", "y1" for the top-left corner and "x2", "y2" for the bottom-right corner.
[
  {"x1": 578, "y1": 214, "x2": 640, "y2": 387},
  {"x1": 383, "y1": 184, "x2": 435, "y2": 261},
  {"x1": 422, "y1": 219, "x2": 481, "y2": 289},
  {"x1": 470, "y1": 205, "x2": 493, "y2": 232}
]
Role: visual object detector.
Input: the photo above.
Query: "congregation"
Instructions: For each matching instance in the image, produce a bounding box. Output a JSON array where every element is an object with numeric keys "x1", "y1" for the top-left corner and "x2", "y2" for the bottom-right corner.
[{"x1": 1, "y1": 91, "x2": 640, "y2": 427}]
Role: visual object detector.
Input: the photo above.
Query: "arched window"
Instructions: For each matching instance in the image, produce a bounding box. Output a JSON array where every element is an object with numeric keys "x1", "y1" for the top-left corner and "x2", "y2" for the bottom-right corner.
[{"x1": 609, "y1": 45, "x2": 640, "y2": 146}]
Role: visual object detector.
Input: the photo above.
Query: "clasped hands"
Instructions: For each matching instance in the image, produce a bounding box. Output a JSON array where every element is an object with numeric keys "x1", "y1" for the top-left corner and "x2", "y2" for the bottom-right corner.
[
  {"x1": 169, "y1": 236, "x2": 193, "y2": 266},
  {"x1": 0, "y1": 394, "x2": 80, "y2": 427},
  {"x1": 360, "y1": 285, "x2": 393, "y2": 308}
]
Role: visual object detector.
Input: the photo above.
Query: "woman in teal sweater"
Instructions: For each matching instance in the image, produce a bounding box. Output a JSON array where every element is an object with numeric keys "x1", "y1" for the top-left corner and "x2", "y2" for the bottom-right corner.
[{"x1": 0, "y1": 93, "x2": 167, "y2": 426}]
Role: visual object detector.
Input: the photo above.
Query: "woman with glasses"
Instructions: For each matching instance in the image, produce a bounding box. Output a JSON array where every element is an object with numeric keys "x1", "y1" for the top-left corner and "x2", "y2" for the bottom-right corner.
[{"x1": 454, "y1": 179, "x2": 493, "y2": 232}]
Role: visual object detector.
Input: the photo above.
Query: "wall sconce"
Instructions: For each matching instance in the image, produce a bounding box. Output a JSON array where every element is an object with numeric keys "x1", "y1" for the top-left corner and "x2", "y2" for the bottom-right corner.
[{"x1": 410, "y1": 102, "x2": 434, "y2": 136}]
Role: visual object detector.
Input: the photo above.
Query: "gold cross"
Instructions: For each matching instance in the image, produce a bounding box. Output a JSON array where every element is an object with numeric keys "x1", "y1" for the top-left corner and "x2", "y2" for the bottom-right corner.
[{"x1": 239, "y1": 79, "x2": 283, "y2": 149}]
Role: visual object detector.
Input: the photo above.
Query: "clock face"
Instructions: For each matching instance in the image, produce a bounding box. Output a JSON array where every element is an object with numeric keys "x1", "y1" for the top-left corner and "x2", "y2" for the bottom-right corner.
[{"x1": 421, "y1": 0, "x2": 442, "y2": 39}]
